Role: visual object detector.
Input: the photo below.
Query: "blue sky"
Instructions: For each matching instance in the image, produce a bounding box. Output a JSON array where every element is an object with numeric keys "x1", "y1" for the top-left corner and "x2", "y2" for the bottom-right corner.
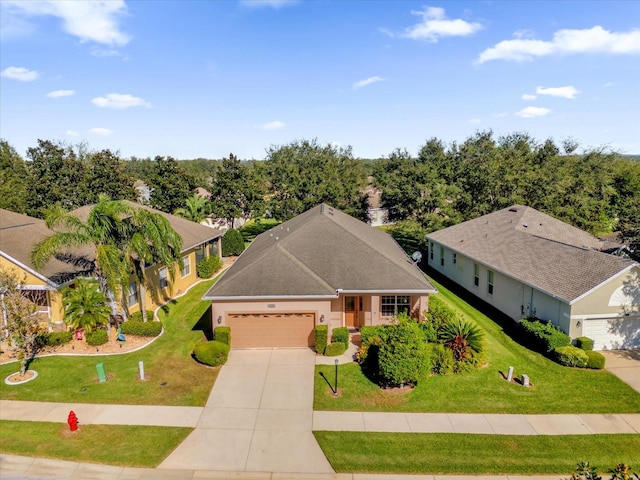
[{"x1": 1, "y1": 0, "x2": 639, "y2": 160}]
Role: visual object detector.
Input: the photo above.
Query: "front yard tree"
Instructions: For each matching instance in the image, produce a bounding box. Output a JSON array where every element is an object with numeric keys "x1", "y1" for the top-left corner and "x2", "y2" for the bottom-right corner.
[
  {"x1": 62, "y1": 278, "x2": 111, "y2": 333},
  {"x1": 209, "y1": 153, "x2": 253, "y2": 227},
  {"x1": 0, "y1": 267, "x2": 42, "y2": 375}
]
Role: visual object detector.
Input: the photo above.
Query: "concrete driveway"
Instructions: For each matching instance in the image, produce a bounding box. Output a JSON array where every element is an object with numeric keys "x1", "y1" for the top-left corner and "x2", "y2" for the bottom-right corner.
[
  {"x1": 159, "y1": 348, "x2": 334, "y2": 475},
  {"x1": 601, "y1": 350, "x2": 640, "y2": 394}
]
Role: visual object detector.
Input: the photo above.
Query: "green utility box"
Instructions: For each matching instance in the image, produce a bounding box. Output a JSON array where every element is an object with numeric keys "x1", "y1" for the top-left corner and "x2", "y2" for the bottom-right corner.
[{"x1": 96, "y1": 363, "x2": 107, "y2": 382}]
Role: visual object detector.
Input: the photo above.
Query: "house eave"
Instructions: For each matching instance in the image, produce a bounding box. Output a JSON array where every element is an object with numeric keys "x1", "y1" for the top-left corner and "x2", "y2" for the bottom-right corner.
[
  {"x1": 203, "y1": 294, "x2": 339, "y2": 301},
  {"x1": 337, "y1": 289, "x2": 437, "y2": 295},
  {"x1": 568, "y1": 263, "x2": 639, "y2": 305},
  {"x1": 0, "y1": 251, "x2": 59, "y2": 288}
]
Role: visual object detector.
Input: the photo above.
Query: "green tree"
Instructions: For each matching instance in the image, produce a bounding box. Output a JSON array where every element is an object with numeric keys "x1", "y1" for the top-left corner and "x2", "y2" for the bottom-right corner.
[
  {"x1": 61, "y1": 278, "x2": 111, "y2": 334},
  {"x1": 174, "y1": 193, "x2": 208, "y2": 223},
  {"x1": 0, "y1": 140, "x2": 28, "y2": 213},
  {"x1": 221, "y1": 228, "x2": 245, "y2": 256},
  {"x1": 0, "y1": 267, "x2": 42, "y2": 375},
  {"x1": 31, "y1": 195, "x2": 132, "y2": 314},
  {"x1": 84, "y1": 149, "x2": 137, "y2": 203},
  {"x1": 266, "y1": 139, "x2": 367, "y2": 221},
  {"x1": 147, "y1": 156, "x2": 196, "y2": 213}
]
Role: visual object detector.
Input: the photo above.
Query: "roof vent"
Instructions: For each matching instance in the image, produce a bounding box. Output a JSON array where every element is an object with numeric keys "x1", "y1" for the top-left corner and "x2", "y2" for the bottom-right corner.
[
  {"x1": 509, "y1": 207, "x2": 518, "y2": 212},
  {"x1": 523, "y1": 223, "x2": 528, "y2": 228}
]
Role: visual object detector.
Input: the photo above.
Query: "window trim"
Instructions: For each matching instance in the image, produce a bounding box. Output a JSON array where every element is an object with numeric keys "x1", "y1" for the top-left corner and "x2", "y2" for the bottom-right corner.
[
  {"x1": 430, "y1": 242, "x2": 434, "y2": 261},
  {"x1": 381, "y1": 295, "x2": 411, "y2": 317},
  {"x1": 453, "y1": 253, "x2": 457, "y2": 264},
  {"x1": 159, "y1": 267, "x2": 169, "y2": 289},
  {"x1": 127, "y1": 281, "x2": 138, "y2": 307},
  {"x1": 181, "y1": 255, "x2": 190, "y2": 278},
  {"x1": 440, "y1": 246, "x2": 445, "y2": 266},
  {"x1": 488, "y1": 270, "x2": 494, "y2": 295},
  {"x1": 473, "y1": 263, "x2": 480, "y2": 287}
]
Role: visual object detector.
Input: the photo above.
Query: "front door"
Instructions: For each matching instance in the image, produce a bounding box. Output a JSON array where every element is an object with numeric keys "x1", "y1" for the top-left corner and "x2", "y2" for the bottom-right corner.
[{"x1": 345, "y1": 296, "x2": 359, "y2": 328}]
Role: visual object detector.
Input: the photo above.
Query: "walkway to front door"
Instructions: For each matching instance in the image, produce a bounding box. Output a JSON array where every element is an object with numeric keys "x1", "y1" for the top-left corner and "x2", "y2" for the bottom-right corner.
[{"x1": 159, "y1": 349, "x2": 334, "y2": 474}]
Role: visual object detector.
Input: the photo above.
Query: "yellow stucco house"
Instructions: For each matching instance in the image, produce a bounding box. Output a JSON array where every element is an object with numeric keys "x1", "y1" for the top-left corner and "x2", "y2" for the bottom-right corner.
[{"x1": 0, "y1": 205, "x2": 223, "y2": 328}]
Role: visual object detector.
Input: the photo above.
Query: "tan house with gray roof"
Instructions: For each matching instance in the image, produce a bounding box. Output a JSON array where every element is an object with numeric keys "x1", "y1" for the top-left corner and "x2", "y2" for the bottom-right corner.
[
  {"x1": 203, "y1": 204, "x2": 436, "y2": 348},
  {"x1": 427, "y1": 205, "x2": 640, "y2": 350}
]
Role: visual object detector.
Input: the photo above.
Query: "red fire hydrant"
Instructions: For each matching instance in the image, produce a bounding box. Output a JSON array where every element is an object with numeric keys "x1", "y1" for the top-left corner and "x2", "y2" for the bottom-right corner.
[{"x1": 67, "y1": 410, "x2": 78, "y2": 431}]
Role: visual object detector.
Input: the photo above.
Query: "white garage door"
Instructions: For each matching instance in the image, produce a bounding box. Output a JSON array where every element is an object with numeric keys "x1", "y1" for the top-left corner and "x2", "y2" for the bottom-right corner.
[{"x1": 582, "y1": 316, "x2": 640, "y2": 350}]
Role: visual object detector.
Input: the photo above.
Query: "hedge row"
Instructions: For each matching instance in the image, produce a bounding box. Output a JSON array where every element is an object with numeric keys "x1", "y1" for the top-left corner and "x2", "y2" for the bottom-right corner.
[
  {"x1": 120, "y1": 320, "x2": 162, "y2": 337},
  {"x1": 315, "y1": 325, "x2": 328, "y2": 355},
  {"x1": 197, "y1": 256, "x2": 223, "y2": 279},
  {"x1": 519, "y1": 318, "x2": 571, "y2": 353},
  {"x1": 37, "y1": 331, "x2": 73, "y2": 347},
  {"x1": 331, "y1": 327, "x2": 349, "y2": 349},
  {"x1": 129, "y1": 310, "x2": 154, "y2": 322},
  {"x1": 214, "y1": 326, "x2": 231, "y2": 345}
]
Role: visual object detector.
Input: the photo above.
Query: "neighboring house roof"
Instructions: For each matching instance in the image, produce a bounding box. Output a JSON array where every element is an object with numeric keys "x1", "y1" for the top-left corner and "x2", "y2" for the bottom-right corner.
[
  {"x1": 427, "y1": 205, "x2": 637, "y2": 304},
  {"x1": 0, "y1": 209, "x2": 89, "y2": 287},
  {"x1": 71, "y1": 201, "x2": 224, "y2": 253},
  {"x1": 204, "y1": 203, "x2": 436, "y2": 300},
  {"x1": 364, "y1": 185, "x2": 383, "y2": 209}
]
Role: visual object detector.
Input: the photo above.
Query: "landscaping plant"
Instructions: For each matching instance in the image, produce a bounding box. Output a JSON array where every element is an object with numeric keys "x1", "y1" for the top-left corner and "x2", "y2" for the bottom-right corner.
[
  {"x1": 439, "y1": 318, "x2": 485, "y2": 369},
  {"x1": 315, "y1": 325, "x2": 328, "y2": 355},
  {"x1": 331, "y1": 327, "x2": 350, "y2": 349},
  {"x1": 221, "y1": 228, "x2": 245, "y2": 256},
  {"x1": 85, "y1": 329, "x2": 108, "y2": 346},
  {"x1": 213, "y1": 326, "x2": 230, "y2": 345},
  {"x1": 62, "y1": 278, "x2": 111, "y2": 334},
  {"x1": 196, "y1": 256, "x2": 222, "y2": 278},
  {"x1": 193, "y1": 340, "x2": 229, "y2": 366}
]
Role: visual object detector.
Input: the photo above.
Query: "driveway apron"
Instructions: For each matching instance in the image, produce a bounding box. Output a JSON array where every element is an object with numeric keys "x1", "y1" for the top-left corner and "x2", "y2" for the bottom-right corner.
[
  {"x1": 159, "y1": 348, "x2": 334, "y2": 475},
  {"x1": 600, "y1": 350, "x2": 640, "y2": 394}
]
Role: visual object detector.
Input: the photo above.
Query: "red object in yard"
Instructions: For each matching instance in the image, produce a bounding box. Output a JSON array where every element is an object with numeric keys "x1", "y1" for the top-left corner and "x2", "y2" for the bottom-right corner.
[
  {"x1": 67, "y1": 410, "x2": 78, "y2": 431},
  {"x1": 74, "y1": 330, "x2": 83, "y2": 340}
]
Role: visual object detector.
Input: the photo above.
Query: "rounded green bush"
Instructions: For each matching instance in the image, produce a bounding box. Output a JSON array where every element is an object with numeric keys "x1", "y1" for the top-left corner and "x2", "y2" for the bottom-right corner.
[
  {"x1": 86, "y1": 329, "x2": 108, "y2": 346},
  {"x1": 120, "y1": 320, "x2": 163, "y2": 337},
  {"x1": 315, "y1": 325, "x2": 328, "y2": 355},
  {"x1": 554, "y1": 345, "x2": 588, "y2": 367},
  {"x1": 128, "y1": 310, "x2": 154, "y2": 322},
  {"x1": 585, "y1": 350, "x2": 606, "y2": 369},
  {"x1": 331, "y1": 327, "x2": 350, "y2": 349},
  {"x1": 214, "y1": 326, "x2": 231, "y2": 345},
  {"x1": 325, "y1": 342, "x2": 347, "y2": 357},
  {"x1": 430, "y1": 343, "x2": 455, "y2": 375},
  {"x1": 197, "y1": 256, "x2": 223, "y2": 278},
  {"x1": 575, "y1": 336, "x2": 594, "y2": 351},
  {"x1": 193, "y1": 340, "x2": 229, "y2": 367},
  {"x1": 43, "y1": 331, "x2": 73, "y2": 347},
  {"x1": 221, "y1": 228, "x2": 245, "y2": 256}
]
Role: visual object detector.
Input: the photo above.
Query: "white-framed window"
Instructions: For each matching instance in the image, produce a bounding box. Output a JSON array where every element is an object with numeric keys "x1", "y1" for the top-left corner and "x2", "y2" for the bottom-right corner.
[
  {"x1": 381, "y1": 295, "x2": 411, "y2": 317},
  {"x1": 488, "y1": 270, "x2": 494, "y2": 295},
  {"x1": 430, "y1": 242, "x2": 434, "y2": 260},
  {"x1": 440, "y1": 246, "x2": 445, "y2": 266},
  {"x1": 181, "y1": 255, "x2": 190, "y2": 277},
  {"x1": 453, "y1": 253, "x2": 457, "y2": 264},
  {"x1": 159, "y1": 267, "x2": 169, "y2": 289},
  {"x1": 474, "y1": 263, "x2": 480, "y2": 287},
  {"x1": 127, "y1": 281, "x2": 138, "y2": 307},
  {"x1": 195, "y1": 245, "x2": 206, "y2": 264}
]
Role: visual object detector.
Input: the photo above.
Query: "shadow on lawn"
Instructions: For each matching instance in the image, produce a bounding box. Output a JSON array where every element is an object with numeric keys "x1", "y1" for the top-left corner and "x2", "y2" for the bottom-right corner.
[{"x1": 192, "y1": 308, "x2": 213, "y2": 340}]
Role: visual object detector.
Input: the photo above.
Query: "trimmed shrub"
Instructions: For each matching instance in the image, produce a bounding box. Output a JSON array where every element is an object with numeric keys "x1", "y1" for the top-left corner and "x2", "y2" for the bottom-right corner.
[
  {"x1": 575, "y1": 336, "x2": 594, "y2": 351},
  {"x1": 315, "y1": 325, "x2": 328, "y2": 355},
  {"x1": 439, "y1": 319, "x2": 485, "y2": 362},
  {"x1": 193, "y1": 340, "x2": 229, "y2": 366},
  {"x1": 554, "y1": 345, "x2": 589, "y2": 367},
  {"x1": 42, "y1": 331, "x2": 73, "y2": 347},
  {"x1": 430, "y1": 343, "x2": 455, "y2": 375},
  {"x1": 331, "y1": 327, "x2": 350, "y2": 349},
  {"x1": 129, "y1": 310, "x2": 154, "y2": 322},
  {"x1": 585, "y1": 350, "x2": 606, "y2": 369},
  {"x1": 120, "y1": 320, "x2": 162, "y2": 337},
  {"x1": 378, "y1": 314, "x2": 430, "y2": 386},
  {"x1": 360, "y1": 325, "x2": 386, "y2": 345},
  {"x1": 214, "y1": 326, "x2": 231, "y2": 346},
  {"x1": 86, "y1": 329, "x2": 108, "y2": 346},
  {"x1": 197, "y1": 256, "x2": 223, "y2": 279},
  {"x1": 325, "y1": 342, "x2": 347, "y2": 356},
  {"x1": 222, "y1": 228, "x2": 245, "y2": 256},
  {"x1": 519, "y1": 318, "x2": 571, "y2": 353}
]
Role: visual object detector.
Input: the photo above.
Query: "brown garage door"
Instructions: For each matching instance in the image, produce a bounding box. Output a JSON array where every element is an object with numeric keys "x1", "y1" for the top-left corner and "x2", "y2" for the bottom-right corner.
[{"x1": 227, "y1": 312, "x2": 315, "y2": 348}]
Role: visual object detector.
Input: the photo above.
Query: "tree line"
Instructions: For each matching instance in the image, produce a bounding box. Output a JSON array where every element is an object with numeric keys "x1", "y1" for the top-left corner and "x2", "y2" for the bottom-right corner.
[{"x1": 1, "y1": 133, "x2": 638, "y2": 259}]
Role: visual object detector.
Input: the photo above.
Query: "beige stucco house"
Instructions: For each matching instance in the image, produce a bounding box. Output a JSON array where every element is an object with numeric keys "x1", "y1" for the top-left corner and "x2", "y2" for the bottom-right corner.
[
  {"x1": 427, "y1": 205, "x2": 640, "y2": 350},
  {"x1": 203, "y1": 204, "x2": 436, "y2": 348}
]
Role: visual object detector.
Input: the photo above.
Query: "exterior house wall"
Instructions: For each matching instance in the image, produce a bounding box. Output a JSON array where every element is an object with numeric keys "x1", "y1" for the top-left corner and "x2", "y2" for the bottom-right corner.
[
  {"x1": 572, "y1": 267, "x2": 640, "y2": 317},
  {"x1": 428, "y1": 240, "x2": 572, "y2": 336}
]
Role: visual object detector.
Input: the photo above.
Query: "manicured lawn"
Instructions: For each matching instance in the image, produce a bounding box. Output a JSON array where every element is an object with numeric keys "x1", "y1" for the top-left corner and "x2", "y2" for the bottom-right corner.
[
  {"x1": 0, "y1": 279, "x2": 219, "y2": 406},
  {"x1": 0, "y1": 420, "x2": 191, "y2": 467},
  {"x1": 314, "y1": 432, "x2": 640, "y2": 475},
  {"x1": 314, "y1": 277, "x2": 640, "y2": 413}
]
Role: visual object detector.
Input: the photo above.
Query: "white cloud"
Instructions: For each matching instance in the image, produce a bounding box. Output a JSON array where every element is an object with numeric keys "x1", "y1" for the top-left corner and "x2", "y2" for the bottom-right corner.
[
  {"x1": 66, "y1": 130, "x2": 79, "y2": 137},
  {"x1": 522, "y1": 94, "x2": 537, "y2": 101},
  {"x1": 2, "y1": 0, "x2": 130, "y2": 46},
  {"x1": 397, "y1": 6, "x2": 483, "y2": 42},
  {"x1": 477, "y1": 26, "x2": 640, "y2": 63},
  {"x1": 1, "y1": 66, "x2": 38, "y2": 81},
  {"x1": 352, "y1": 76, "x2": 385, "y2": 90},
  {"x1": 92, "y1": 93, "x2": 151, "y2": 109},
  {"x1": 239, "y1": 0, "x2": 298, "y2": 9},
  {"x1": 536, "y1": 85, "x2": 580, "y2": 99},
  {"x1": 46, "y1": 89, "x2": 74, "y2": 98},
  {"x1": 515, "y1": 106, "x2": 552, "y2": 118},
  {"x1": 90, "y1": 47, "x2": 124, "y2": 58},
  {"x1": 261, "y1": 120, "x2": 285, "y2": 130},
  {"x1": 89, "y1": 127, "x2": 113, "y2": 136}
]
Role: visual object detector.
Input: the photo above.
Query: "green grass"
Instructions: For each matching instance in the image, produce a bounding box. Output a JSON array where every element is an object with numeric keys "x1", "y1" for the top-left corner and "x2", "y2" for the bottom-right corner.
[
  {"x1": 314, "y1": 277, "x2": 640, "y2": 413},
  {"x1": 314, "y1": 432, "x2": 640, "y2": 475},
  {"x1": 0, "y1": 420, "x2": 191, "y2": 467},
  {"x1": 0, "y1": 279, "x2": 219, "y2": 406}
]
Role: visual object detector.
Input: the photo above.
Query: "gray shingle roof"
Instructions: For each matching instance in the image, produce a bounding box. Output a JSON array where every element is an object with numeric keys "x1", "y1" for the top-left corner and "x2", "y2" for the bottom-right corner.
[
  {"x1": 0, "y1": 209, "x2": 89, "y2": 286},
  {"x1": 204, "y1": 204, "x2": 436, "y2": 299},
  {"x1": 427, "y1": 205, "x2": 637, "y2": 304}
]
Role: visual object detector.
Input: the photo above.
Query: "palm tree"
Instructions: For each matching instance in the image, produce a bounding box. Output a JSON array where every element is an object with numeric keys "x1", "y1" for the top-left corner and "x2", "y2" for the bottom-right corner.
[
  {"x1": 439, "y1": 318, "x2": 485, "y2": 362},
  {"x1": 122, "y1": 208, "x2": 183, "y2": 319},
  {"x1": 173, "y1": 194, "x2": 207, "y2": 223},
  {"x1": 61, "y1": 278, "x2": 111, "y2": 334},
  {"x1": 31, "y1": 195, "x2": 132, "y2": 315}
]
